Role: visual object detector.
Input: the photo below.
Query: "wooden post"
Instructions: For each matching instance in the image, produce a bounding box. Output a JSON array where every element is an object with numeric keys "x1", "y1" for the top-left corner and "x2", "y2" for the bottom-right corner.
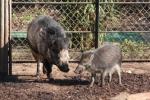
[
  {"x1": 0, "y1": 0, "x2": 5, "y2": 75},
  {"x1": 4, "y1": 0, "x2": 9, "y2": 75},
  {"x1": 0, "y1": 0, "x2": 9, "y2": 76}
]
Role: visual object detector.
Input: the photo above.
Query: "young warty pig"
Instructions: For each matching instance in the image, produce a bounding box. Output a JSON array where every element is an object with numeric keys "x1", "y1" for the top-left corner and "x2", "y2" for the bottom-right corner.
[{"x1": 74, "y1": 43, "x2": 122, "y2": 87}]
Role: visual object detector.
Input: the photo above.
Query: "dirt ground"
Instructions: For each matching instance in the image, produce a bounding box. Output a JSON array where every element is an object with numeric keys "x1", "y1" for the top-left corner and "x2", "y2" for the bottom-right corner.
[{"x1": 0, "y1": 62, "x2": 150, "y2": 100}]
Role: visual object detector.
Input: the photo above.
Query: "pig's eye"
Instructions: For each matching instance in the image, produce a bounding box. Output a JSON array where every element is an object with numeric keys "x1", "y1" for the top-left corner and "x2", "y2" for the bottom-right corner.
[
  {"x1": 79, "y1": 70, "x2": 82, "y2": 74},
  {"x1": 85, "y1": 65, "x2": 90, "y2": 69},
  {"x1": 52, "y1": 48, "x2": 59, "y2": 54},
  {"x1": 82, "y1": 58, "x2": 88, "y2": 63}
]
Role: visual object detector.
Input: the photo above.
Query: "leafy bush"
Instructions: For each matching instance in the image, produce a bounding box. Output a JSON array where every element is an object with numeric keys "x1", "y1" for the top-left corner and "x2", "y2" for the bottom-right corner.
[{"x1": 121, "y1": 39, "x2": 145, "y2": 59}]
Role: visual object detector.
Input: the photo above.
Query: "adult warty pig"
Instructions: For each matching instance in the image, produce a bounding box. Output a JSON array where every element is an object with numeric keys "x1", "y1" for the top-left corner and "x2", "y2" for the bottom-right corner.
[
  {"x1": 27, "y1": 15, "x2": 70, "y2": 80},
  {"x1": 74, "y1": 43, "x2": 122, "y2": 87}
]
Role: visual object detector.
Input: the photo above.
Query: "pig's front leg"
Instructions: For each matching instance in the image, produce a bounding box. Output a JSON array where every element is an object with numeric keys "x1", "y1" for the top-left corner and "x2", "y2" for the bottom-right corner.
[{"x1": 90, "y1": 73, "x2": 96, "y2": 87}]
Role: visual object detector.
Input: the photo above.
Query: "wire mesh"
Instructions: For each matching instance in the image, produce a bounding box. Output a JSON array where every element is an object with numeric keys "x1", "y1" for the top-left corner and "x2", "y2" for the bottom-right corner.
[
  {"x1": 99, "y1": 1, "x2": 150, "y2": 60},
  {"x1": 11, "y1": 0, "x2": 150, "y2": 62}
]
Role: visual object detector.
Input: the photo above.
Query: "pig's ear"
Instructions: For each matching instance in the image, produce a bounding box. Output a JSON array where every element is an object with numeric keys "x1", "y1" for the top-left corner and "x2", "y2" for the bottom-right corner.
[
  {"x1": 74, "y1": 52, "x2": 83, "y2": 60},
  {"x1": 64, "y1": 37, "x2": 70, "y2": 45},
  {"x1": 39, "y1": 28, "x2": 47, "y2": 40},
  {"x1": 89, "y1": 54, "x2": 94, "y2": 64},
  {"x1": 90, "y1": 53, "x2": 94, "y2": 62},
  {"x1": 64, "y1": 37, "x2": 69, "y2": 43}
]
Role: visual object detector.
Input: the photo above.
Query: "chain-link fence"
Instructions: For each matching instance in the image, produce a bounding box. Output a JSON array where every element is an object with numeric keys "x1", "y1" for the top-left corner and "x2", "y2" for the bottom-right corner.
[
  {"x1": 11, "y1": 0, "x2": 150, "y2": 62},
  {"x1": 99, "y1": 1, "x2": 150, "y2": 60}
]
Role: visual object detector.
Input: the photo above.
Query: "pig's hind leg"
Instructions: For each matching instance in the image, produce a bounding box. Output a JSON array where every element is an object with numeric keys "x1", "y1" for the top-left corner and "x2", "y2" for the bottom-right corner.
[
  {"x1": 114, "y1": 64, "x2": 122, "y2": 85},
  {"x1": 101, "y1": 70, "x2": 108, "y2": 86},
  {"x1": 108, "y1": 71, "x2": 112, "y2": 83}
]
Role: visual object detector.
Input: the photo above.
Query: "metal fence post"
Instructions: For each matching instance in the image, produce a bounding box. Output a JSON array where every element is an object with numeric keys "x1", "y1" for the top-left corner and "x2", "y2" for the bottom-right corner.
[
  {"x1": 95, "y1": 0, "x2": 99, "y2": 48},
  {"x1": 9, "y1": 0, "x2": 12, "y2": 75}
]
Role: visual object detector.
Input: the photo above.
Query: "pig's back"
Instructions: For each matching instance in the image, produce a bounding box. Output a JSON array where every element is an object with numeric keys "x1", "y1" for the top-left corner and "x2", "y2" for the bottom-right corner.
[{"x1": 91, "y1": 44, "x2": 122, "y2": 69}]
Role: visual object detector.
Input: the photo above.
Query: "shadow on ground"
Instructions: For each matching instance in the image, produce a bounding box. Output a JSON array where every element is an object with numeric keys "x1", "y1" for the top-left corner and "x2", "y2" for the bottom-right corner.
[{"x1": 0, "y1": 75, "x2": 89, "y2": 86}]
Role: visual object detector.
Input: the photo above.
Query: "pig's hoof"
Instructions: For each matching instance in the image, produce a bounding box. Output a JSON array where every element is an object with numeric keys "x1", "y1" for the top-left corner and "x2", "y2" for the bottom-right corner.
[
  {"x1": 47, "y1": 75, "x2": 54, "y2": 82},
  {"x1": 89, "y1": 83, "x2": 94, "y2": 88},
  {"x1": 48, "y1": 77, "x2": 54, "y2": 81},
  {"x1": 73, "y1": 76, "x2": 81, "y2": 81},
  {"x1": 35, "y1": 75, "x2": 41, "y2": 81},
  {"x1": 89, "y1": 85, "x2": 93, "y2": 88},
  {"x1": 119, "y1": 82, "x2": 123, "y2": 86},
  {"x1": 95, "y1": 81, "x2": 99, "y2": 85},
  {"x1": 100, "y1": 83, "x2": 105, "y2": 87},
  {"x1": 43, "y1": 69, "x2": 47, "y2": 74},
  {"x1": 101, "y1": 82, "x2": 105, "y2": 87}
]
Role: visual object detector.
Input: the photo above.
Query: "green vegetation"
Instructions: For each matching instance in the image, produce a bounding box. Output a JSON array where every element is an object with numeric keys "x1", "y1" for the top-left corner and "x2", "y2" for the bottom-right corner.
[
  {"x1": 100, "y1": 32, "x2": 150, "y2": 59},
  {"x1": 121, "y1": 39, "x2": 150, "y2": 59}
]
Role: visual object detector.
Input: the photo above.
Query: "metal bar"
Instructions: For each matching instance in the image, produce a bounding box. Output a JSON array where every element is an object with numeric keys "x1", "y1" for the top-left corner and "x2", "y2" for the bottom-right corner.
[
  {"x1": 122, "y1": 59, "x2": 150, "y2": 62},
  {"x1": 81, "y1": 33, "x2": 84, "y2": 50},
  {"x1": 12, "y1": 61, "x2": 36, "y2": 63},
  {"x1": 12, "y1": 2, "x2": 94, "y2": 4},
  {"x1": 95, "y1": 0, "x2": 99, "y2": 48},
  {"x1": 99, "y1": 31, "x2": 150, "y2": 33},
  {"x1": 11, "y1": 31, "x2": 150, "y2": 34},
  {"x1": 99, "y1": 2, "x2": 150, "y2": 4},
  {"x1": 12, "y1": 31, "x2": 92, "y2": 33},
  {"x1": 66, "y1": 31, "x2": 92, "y2": 33},
  {"x1": 12, "y1": 59, "x2": 150, "y2": 63},
  {"x1": 11, "y1": 60, "x2": 79, "y2": 63},
  {"x1": 11, "y1": 2, "x2": 150, "y2": 4},
  {"x1": 9, "y1": 0, "x2": 12, "y2": 75}
]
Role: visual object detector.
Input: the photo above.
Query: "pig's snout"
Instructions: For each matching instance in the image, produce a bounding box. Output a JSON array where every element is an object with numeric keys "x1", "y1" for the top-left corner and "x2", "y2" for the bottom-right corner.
[
  {"x1": 74, "y1": 65, "x2": 84, "y2": 74},
  {"x1": 58, "y1": 63, "x2": 70, "y2": 72}
]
